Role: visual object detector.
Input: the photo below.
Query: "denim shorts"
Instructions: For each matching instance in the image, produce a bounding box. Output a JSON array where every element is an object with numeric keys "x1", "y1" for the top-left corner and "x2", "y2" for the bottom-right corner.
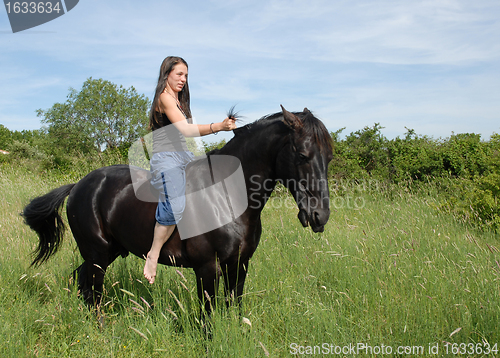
[{"x1": 150, "y1": 151, "x2": 194, "y2": 226}]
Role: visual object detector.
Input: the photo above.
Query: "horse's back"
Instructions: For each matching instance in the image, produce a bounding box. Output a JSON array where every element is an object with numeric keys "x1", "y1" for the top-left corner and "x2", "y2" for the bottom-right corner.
[
  {"x1": 67, "y1": 165, "x2": 132, "y2": 218},
  {"x1": 66, "y1": 165, "x2": 157, "y2": 258}
]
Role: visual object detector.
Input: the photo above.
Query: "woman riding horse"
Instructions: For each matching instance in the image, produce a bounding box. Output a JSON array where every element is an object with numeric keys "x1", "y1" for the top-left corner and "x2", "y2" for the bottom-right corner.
[
  {"x1": 23, "y1": 104, "x2": 333, "y2": 314},
  {"x1": 145, "y1": 56, "x2": 236, "y2": 284}
]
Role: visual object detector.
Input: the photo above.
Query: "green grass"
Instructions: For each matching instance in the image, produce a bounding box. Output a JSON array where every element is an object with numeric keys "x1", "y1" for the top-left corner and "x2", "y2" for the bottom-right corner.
[{"x1": 1, "y1": 164, "x2": 499, "y2": 357}]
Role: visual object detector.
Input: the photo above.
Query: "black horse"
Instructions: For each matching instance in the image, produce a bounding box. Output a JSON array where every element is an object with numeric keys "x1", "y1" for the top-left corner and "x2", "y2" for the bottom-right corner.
[{"x1": 22, "y1": 106, "x2": 333, "y2": 314}]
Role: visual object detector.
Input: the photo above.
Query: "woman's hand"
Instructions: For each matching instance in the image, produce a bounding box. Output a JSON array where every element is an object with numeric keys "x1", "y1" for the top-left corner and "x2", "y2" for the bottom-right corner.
[{"x1": 219, "y1": 117, "x2": 237, "y2": 131}]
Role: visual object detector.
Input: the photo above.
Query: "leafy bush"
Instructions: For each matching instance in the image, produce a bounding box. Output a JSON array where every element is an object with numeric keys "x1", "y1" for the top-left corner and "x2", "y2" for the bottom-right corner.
[
  {"x1": 329, "y1": 125, "x2": 387, "y2": 180},
  {"x1": 436, "y1": 174, "x2": 500, "y2": 232},
  {"x1": 387, "y1": 129, "x2": 443, "y2": 182},
  {"x1": 440, "y1": 133, "x2": 491, "y2": 178},
  {"x1": 327, "y1": 126, "x2": 500, "y2": 232},
  {"x1": 202, "y1": 138, "x2": 227, "y2": 153},
  {"x1": 486, "y1": 133, "x2": 500, "y2": 174},
  {"x1": 472, "y1": 173, "x2": 500, "y2": 230},
  {"x1": 8, "y1": 140, "x2": 50, "y2": 161}
]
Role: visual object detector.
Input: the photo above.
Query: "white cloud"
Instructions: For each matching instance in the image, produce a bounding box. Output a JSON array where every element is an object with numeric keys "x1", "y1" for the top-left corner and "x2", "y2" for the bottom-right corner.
[{"x1": 0, "y1": 0, "x2": 499, "y2": 139}]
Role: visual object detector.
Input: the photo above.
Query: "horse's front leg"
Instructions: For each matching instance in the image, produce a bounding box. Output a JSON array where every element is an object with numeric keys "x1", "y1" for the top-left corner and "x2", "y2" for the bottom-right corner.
[
  {"x1": 194, "y1": 263, "x2": 220, "y2": 318},
  {"x1": 222, "y1": 260, "x2": 248, "y2": 312}
]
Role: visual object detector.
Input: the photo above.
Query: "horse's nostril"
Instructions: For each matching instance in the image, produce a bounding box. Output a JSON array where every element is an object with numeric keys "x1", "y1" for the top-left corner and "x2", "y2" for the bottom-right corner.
[{"x1": 313, "y1": 210, "x2": 329, "y2": 226}]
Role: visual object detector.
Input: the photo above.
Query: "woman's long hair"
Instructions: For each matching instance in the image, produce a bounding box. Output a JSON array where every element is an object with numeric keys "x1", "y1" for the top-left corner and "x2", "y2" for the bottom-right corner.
[{"x1": 149, "y1": 56, "x2": 192, "y2": 129}]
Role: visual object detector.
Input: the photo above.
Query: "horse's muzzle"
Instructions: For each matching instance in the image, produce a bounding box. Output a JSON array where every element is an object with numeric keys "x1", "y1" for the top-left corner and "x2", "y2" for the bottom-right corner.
[{"x1": 298, "y1": 208, "x2": 329, "y2": 233}]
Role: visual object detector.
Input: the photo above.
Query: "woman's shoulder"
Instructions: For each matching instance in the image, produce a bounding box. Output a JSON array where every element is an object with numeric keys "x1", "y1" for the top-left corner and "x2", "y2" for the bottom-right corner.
[
  {"x1": 158, "y1": 92, "x2": 187, "y2": 121},
  {"x1": 159, "y1": 92, "x2": 177, "y2": 109}
]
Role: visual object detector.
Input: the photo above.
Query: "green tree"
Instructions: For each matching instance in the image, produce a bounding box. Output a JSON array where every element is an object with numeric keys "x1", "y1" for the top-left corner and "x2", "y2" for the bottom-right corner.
[
  {"x1": 0, "y1": 124, "x2": 12, "y2": 150},
  {"x1": 37, "y1": 77, "x2": 150, "y2": 154}
]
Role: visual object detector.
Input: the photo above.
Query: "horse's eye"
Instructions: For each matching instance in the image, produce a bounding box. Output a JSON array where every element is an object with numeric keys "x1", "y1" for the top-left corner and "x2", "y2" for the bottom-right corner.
[{"x1": 298, "y1": 153, "x2": 309, "y2": 162}]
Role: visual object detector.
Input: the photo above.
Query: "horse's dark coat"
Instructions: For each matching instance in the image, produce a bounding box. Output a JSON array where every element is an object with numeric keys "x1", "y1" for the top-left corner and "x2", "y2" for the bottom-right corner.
[{"x1": 23, "y1": 106, "x2": 333, "y2": 314}]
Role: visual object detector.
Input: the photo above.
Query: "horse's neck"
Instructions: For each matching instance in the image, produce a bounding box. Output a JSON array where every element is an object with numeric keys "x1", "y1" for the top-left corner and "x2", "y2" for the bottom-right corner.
[{"x1": 220, "y1": 121, "x2": 288, "y2": 210}]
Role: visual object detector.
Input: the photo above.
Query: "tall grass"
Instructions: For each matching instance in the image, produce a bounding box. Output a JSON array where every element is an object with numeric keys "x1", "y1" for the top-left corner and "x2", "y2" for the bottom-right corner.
[{"x1": 1, "y1": 164, "x2": 499, "y2": 357}]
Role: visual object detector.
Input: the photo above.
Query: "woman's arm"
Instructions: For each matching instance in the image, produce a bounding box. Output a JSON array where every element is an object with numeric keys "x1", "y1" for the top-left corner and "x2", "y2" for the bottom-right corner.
[{"x1": 159, "y1": 93, "x2": 236, "y2": 137}]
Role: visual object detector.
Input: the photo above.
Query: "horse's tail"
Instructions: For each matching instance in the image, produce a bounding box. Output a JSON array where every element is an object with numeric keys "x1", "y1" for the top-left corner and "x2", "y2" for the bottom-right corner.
[{"x1": 22, "y1": 184, "x2": 76, "y2": 267}]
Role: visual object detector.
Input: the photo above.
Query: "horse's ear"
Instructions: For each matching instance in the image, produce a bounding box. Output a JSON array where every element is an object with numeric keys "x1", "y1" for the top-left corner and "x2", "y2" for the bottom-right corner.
[
  {"x1": 280, "y1": 105, "x2": 302, "y2": 130},
  {"x1": 303, "y1": 107, "x2": 311, "y2": 115}
]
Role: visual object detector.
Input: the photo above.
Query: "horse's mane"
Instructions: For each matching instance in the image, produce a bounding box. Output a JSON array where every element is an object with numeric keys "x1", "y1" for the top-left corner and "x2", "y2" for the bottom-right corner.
[{"x1": 228, "y1": 110, "x2": 333, "y2": 153}]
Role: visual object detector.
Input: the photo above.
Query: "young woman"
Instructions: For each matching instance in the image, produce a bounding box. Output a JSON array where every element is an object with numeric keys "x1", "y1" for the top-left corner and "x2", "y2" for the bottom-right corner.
[{"x1": 144, "y1": 56, "x2": 236, "y2": 284}]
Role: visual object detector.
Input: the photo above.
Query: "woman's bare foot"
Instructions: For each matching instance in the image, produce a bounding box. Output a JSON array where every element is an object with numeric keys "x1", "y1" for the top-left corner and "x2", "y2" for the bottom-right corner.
[
  {"x1": 143, "y1": 223, "x2": 176, "y2": 284},
  {"x1": 143, "y1": 252, "x2": 159, "y2": 284}
]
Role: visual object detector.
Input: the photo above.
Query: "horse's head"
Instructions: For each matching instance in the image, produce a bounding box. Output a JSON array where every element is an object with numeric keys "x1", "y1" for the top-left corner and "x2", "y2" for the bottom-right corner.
[{"x1": 276, "y1": 106, "x2": 333, "y2": 233}]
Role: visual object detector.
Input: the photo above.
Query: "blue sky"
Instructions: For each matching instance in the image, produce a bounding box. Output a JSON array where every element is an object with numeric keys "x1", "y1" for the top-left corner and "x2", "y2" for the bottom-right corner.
[{"x1": 1, "y1": 0, "x2": 499, "y2": 144}]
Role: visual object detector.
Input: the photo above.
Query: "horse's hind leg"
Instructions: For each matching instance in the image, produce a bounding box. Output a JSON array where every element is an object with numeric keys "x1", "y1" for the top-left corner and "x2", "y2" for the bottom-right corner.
[
  {"x1": 69, "y1": 208, "x2": 119, "y2": 307},
  {"x1": 73, "y1": 258, "x2": 108, "y2": 307},
  {"x1": 71, "y1": 233, "x2": 119, "y2": 307}
]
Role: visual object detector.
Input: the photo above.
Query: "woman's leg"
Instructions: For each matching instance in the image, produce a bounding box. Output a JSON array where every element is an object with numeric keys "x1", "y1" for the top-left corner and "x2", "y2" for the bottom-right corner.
[
  {"x1": 144, "y1": 222, "x2": 176, "y2": 284},
  {"x1": 146, "y1": 151, "x2": 193, "y2": 284}
]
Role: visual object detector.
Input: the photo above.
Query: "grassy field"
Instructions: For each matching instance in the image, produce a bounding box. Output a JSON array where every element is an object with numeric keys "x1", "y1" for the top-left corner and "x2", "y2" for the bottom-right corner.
[{"x1": 1, "y1": 164, "x2": 499, "y2": 357}]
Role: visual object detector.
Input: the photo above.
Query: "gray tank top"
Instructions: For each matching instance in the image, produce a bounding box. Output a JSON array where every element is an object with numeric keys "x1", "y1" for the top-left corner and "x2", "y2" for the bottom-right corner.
[{"x1": 152, "y1": 111, "x2": 189, "y2": 153}]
